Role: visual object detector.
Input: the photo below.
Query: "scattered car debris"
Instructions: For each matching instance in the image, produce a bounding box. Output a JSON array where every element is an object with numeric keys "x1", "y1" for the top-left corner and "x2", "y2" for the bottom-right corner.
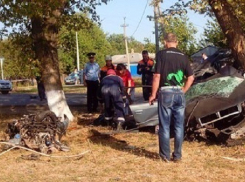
[{"x1": 5, "y1": 111, "x2": 69, "y2": 154}]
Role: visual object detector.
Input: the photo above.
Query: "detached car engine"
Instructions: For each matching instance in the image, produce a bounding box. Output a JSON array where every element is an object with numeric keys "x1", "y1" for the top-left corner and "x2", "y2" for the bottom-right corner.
[{"x1": 6, "y1": 111, "x2": 69, "y2": 154}]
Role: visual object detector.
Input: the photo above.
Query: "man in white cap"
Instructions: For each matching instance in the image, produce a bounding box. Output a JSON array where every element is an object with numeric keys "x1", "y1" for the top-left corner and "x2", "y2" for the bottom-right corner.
[{"x1": 100, "y1": 55, "x2": 115, "y2": 80}]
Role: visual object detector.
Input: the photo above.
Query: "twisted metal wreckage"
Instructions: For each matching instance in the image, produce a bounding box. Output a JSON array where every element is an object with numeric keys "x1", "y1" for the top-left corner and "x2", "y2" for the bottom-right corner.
[
  {"x1": 5, "y1": 111, "x2": 69, "y2": 154},
  {"x1": 93, "y1": 49, "x2": 245, "y2": 146},
  {"x1": 129, "y1": 49, "x2": 245, "y2": 146}
]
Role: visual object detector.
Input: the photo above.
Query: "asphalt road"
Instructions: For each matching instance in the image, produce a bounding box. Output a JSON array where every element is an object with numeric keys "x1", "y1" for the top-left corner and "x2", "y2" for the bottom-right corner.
[
  {"x1": 0, "y1": 93, "x2": 86, "y2": 107},
  {"x1": 0, "y1": 93, "x2": 87, "y2": 115},
  {"x1": 0, "y1": 92, "x2": 145, "y2": 115}
]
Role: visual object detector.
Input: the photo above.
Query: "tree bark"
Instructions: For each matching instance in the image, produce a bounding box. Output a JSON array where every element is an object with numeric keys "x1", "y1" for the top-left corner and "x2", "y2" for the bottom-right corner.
[
  {"x1": 31, "y1": 13, "x2": 74, "y2": 122},
  {"x1": 208, "y1": 0, "x2": 245, "y2": 70}
]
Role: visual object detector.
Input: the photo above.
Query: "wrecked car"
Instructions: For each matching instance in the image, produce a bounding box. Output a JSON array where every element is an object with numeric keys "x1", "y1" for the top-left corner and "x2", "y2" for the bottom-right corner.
[
  {"x1": 130, "y1": 76, "x2": 245, "y2": 145},
  {"x1": 129, "y1": 49, "x2": 245, "y2": 145},
  {"x1": 6, "y1": 111, "x2": 69, "y2": 153},
  {"x1": 94, "y1": 49, "x2": 245, "y2": 145}
]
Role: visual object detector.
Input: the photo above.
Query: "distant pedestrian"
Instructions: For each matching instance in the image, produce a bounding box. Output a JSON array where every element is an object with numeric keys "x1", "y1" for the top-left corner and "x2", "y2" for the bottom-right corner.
[
  {"x1": 149, "y1": 33, "x2": 194, "y2": 162},
  {"x1": 137, "y1": 50, "x2": 154, "y2": 101},
  {"x1": 83, "y1": 52, "x2": 100, "y2": 113},
  {"x1": 74, "y1": 67, "x2": 79, "y2": 85},
  {"x1": 36, "y1": 76, "x2": 45, "y2": 101}
]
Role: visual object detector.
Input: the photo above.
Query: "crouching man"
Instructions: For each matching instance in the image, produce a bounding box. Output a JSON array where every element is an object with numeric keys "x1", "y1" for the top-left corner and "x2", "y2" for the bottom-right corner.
[{"x1": 101, "y1": 69, "x2": 126, "y2": 130}]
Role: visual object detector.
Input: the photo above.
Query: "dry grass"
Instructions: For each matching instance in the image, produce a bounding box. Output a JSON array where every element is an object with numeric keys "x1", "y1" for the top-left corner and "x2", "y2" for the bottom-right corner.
[{"x1": 0, "y1": 109, "x2": 245, "y2": 182}]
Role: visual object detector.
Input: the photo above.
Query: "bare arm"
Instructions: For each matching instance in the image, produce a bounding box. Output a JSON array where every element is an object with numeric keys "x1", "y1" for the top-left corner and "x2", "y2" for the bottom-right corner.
[
  {"x1": 182, "y1": 75, "x2": 194, "y2": 93},
  {"x1": 127, "y1": 79, "x2": 132, "y2": 95},
  {"x1": 149, "y1": 73, "x2": 160, "y2": 104}
]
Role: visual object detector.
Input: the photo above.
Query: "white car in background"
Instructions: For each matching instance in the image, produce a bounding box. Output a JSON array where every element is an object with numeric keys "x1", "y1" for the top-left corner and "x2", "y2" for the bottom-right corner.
[{"x1": 0, "y1": 79, "x2": 12, "y2": 94}]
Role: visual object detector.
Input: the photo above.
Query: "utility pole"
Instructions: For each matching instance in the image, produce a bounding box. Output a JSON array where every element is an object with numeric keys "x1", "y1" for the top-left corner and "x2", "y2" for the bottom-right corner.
[
  {"x1": 76, "y1": 31, "x2": 80, "y2": 71},
  {"x1": 121, "y1": 17, "x2": 130, "y2": 71},
  {"x1": 0, "y1": 57, "x2": 4, "y2": 80},
  {"x1": 154, "y1": 0, "x2": 160, "y2": 54}
]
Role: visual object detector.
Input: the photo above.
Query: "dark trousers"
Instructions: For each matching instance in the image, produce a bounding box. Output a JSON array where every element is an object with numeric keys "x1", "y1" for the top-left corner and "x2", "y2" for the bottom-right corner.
[
  {"x1": 86, "y1": 80, "x2": 99, "y2": 112},
  {"x1": 143, "y1": 87, "x2": 151, "y2": 101},
  {"x1": 142, "y1": 74, "x2": 153, "y2": 101},
  {"x1": 37, "y1": 83, "x2": 45, "y2": 101},
  {"x1": 102, "y1": 87, "x2": 125, "y2": 122}
]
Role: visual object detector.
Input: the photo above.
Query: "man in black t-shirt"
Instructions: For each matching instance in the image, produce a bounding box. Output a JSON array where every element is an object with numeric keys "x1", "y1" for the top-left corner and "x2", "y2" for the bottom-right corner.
[{"x1": 149, "y1": 33, "x2": 194, "y2": 163}]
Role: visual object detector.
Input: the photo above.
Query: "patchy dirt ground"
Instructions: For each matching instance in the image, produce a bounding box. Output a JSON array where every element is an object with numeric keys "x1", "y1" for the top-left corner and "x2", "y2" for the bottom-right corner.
[{"x1": 0, "y1": 109, "x2": 245, "y2": 182}]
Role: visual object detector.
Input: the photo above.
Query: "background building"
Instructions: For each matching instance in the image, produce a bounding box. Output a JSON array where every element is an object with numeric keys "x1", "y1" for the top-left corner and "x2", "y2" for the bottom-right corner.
[{"x1": 112, "y1": 52, "x2": 155, "y2": 77}]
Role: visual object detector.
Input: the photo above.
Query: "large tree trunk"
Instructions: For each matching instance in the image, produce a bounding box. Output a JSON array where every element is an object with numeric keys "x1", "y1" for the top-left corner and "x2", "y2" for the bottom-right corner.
[
  {"x1": 208, "y1": 0, "x2": 245, "y2": 70},
  {"x1": 31, "y1": 13, "x2": 74, "y2": 122}
]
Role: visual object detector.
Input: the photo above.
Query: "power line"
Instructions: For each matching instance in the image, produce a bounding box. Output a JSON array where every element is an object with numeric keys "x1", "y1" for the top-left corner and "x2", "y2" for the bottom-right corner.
[
  {"x1": 131, "y1": 0, "x2": 149, "y2": 37},
  {"x1": 121, "y1": 17, "x2": 130, "y2": 71}
]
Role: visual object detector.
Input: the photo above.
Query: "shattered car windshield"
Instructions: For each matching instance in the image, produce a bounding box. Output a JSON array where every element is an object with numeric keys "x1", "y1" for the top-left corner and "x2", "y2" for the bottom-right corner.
[{"x1": 186, "y1": 76, "x2": 244, "y2": 102}]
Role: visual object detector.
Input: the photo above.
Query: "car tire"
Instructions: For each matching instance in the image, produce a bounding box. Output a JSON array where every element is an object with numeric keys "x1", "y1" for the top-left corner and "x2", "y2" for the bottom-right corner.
[{"x1": 1, "y1": 91, "x2": 9, "y2": 94}]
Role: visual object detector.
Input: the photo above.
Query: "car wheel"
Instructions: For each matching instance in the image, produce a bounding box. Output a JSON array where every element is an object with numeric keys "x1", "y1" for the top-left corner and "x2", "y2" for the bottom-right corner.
[{"x1": 1, "y1": 91, "x2": 9, "y2": 94}]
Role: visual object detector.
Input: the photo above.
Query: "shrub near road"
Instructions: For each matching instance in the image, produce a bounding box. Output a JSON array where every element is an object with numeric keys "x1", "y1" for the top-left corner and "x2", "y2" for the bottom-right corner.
[{"x1": 0, "y1": 111, "x2": 244, "y2": 182}]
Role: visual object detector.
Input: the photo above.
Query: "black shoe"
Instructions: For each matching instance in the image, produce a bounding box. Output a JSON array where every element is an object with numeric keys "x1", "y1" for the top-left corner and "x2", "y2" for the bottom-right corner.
[
  {"x1": 92, "y1": 108, "x2": 98, "y2": 113},
  {"x1": 110, "y1": 120, "x2": 117, "y2": 130},
  {"x1": 92, "y1": 114, "x2": 104, "y2": 126},
  {"x1": 172, "y1": 158, "x2": 182, "y2": 163}
]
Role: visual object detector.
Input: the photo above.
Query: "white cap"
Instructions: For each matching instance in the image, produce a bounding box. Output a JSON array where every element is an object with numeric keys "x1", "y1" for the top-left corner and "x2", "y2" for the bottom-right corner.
[{"x1": 105, "y1": 55, "x2": 112, "y2": 61}]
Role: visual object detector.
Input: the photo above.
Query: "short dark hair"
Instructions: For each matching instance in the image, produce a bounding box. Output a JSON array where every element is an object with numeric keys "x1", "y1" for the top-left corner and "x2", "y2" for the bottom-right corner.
[
  {"x1": 116, "y1": 63, "x2": 126, "y2": 71},
  {"x1": 142, "y1": 50, "x2": 148, "y2": 54},
  {"x1": 164, "y1": 33, "x2": 177, "y2": 42}
]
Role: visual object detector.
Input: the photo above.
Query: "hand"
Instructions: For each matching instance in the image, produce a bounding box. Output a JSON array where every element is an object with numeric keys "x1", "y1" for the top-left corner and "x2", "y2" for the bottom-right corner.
[
  {"x1": 181, "y1": 87, "x2": 185, "y2": 93},
  {"x1": 139, "y1": 68, "x2": 142, "y2": 72},
  {"x1": 122, "y1": 96, "x2": 127, "y2": 102},
  {"x1": 83, "y1": 81, "x2": 87, "y2": 87},
  {"x1": 149, "y1": 95, "x2": 155, "y2": 105}
]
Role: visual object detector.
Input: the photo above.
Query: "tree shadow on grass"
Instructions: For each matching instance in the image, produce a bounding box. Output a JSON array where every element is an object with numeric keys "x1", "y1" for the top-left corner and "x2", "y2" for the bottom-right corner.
[{"x1": 88, "y1": 129, "x2": 160, "y2": 161}]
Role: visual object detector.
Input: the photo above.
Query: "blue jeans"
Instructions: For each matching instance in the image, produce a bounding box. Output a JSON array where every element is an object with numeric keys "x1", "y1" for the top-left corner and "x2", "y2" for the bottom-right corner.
[{"x1": 158, "y1": 87, "x2": 185, "y2": 160}]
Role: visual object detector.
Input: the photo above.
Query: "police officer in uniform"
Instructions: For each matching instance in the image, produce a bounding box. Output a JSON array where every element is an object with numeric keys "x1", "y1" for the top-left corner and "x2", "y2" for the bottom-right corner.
[{"x1": 83, "y1": 52, "x2": 100, "y2": 113}]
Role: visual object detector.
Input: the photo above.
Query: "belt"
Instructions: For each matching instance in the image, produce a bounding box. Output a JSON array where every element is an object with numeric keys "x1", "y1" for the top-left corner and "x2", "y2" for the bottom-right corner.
[{"x1": 160, "y1": 86, "x2": 182, "y2": 90}]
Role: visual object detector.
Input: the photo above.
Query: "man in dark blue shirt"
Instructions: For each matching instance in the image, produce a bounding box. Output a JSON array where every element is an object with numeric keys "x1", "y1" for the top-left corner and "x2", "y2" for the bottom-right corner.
[{"x1": 100, "y1": 69, "x2": 126, "y2": 130}]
